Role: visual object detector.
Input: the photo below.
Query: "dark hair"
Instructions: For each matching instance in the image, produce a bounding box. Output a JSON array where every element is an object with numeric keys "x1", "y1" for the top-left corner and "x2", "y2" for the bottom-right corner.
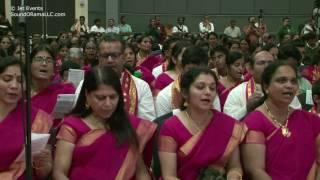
[
  {"x1": 209, "y1": 45, "x2": 229, "y2": 59},
  {"x1": 94, "y1": 18, "x2": 101, "y2": 24},
  {"x1": 162, "y1": 36, "x2": 180, "y2": 53},
  {"x1": 206, "y1": 32, "x2": 218, "y2": 40},
  {"x1": 248, "y1": 61, "x2": 297, "y2": 112},
  {"x1": 181, "y1": 45, "x2": 209, "y2": 68},
  {"x1": 282, "y1": 16, "x2": 290, "y2": 22},
  {"x1": 30, "y1": 43, "x2": 55, "y2": 62},
  {"x1": 58, "y1": 42, "x2": 71, "y2": 50},
  {"x1": 291, "y1": 39, "x2": 305, "y2": 48},
  {"x1": 249, "y1": 50, "x2": 269, "y2": 67},
  {"x1": 71, "y1": 66, "x2": 138, "y2": 147},
  {"x1": 99, "y1": 33, "x2": 125, "y2": 52},
  {"x1": 278, "y1": 44, "x2": 302, "y2": 63},
  {"x1": 59, "y1": 60, "x2": 81, "y2": 77},
  {"x1": 168, "y1": 40, "x2": 192, "y2": 70},
  {"x1": 313, "y1": 80, "x2": 320, "y2": 96},
  {"x1": 0, "y1": 56, "x2": 24, "y2": 75},
  {"x1": 226, "y1": 51, "x2": 244, "y2": 66},
  {"x1": 180, "y1": 67, "x2": 218, "y2": 109},
  {"x1": 302, "y1": 32, "x2": 317, "y2": 41},
  {"x1": 137, "y1": 34, "x2": 152, "y2": 44},
  {"x1": 262, "y1": 43, "x2": 278, "y2": 52}
]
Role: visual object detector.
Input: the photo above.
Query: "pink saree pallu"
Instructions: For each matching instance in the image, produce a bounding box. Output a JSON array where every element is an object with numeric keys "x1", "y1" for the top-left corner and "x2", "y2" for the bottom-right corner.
[
  {"x1": 58, "y1": 115, "x2": 156, "y2": 180},
  {"x1": 0, "y1": 104, "x2": 53, "y2": 180},
  {"x1": 159, "y1": 110, "x2": 246, "y2": 180},
  {"x1": 244, "y1": 110, "x2": 320, "y2": 180}
]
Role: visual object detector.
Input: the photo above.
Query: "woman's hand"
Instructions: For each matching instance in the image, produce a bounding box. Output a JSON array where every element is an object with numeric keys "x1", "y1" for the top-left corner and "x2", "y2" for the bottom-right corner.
[{"x1": 33, "y1": 148, "x2": 52, "y2": 179}]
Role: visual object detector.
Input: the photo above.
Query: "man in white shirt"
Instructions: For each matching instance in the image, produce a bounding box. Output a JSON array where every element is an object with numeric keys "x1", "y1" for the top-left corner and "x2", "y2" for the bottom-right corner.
[
  {"x1": 156, "y1": 46, "x2": 221, "y2": 117},
  {"x1": 224, "y1": 19, "x2": 242, "y2": 39},
  {"x1": 172, "y1": 17, "x2": 188, "y2": 34},
  {"x1": 199, "y1": 15, "x2": 214, "y2": 33},
  {"x1": 75, "y1": 16, "x2": 90, "y2": 36},
  {"x1": 105, "y1": 18, "x2": 120, "y2": 34},
  {"x1": 223, "y1": 51, "x2": 301, "y2": 120},
  {"x1": 76, "y1": 33, "x2": 155, "y2": 121},
  {"x1": 90, "y1": 18, "x2": 105, "y2": 34}
]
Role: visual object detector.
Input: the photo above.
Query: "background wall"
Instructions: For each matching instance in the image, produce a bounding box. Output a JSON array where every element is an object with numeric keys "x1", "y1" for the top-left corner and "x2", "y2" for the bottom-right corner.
[
  {"x1": 10, "y1": 0, "x2": 74, "y2": 36},
  {"x1": 118, "y1": 0, "x2": 314, "y2": 34},
  {"x1": 3, "y1": 0, "x2": 314, "y2": 36}
]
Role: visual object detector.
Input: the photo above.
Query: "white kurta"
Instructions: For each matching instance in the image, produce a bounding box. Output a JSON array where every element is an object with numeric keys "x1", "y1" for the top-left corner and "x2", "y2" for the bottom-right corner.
[
  {"x1": 223, "y1": 81, "x2": 302, "y2": 120},
  {"x1": 155, "y1": 82, "x2": 221, "y2": 117}
]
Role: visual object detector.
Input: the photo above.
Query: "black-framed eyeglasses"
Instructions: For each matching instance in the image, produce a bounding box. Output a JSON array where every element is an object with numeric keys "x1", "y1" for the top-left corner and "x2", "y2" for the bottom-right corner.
[{"x1": 33, "y1": 56, "x2": 54, "y2": 63}]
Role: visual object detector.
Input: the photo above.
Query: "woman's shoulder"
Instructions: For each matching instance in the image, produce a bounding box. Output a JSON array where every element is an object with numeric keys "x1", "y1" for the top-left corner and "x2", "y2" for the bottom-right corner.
[
  {"x1": 242, "y1": 110, "x2": 266, "y2": 129},
  {"x1": 62, "y1": 115, "x2": 90, "y2": 135}
]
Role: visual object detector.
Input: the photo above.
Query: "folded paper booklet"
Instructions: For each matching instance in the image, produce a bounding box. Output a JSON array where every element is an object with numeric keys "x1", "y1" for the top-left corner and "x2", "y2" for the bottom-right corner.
[
  {"x1": 52, "y1": 94, "x2": 76, "y2": 119},
  {"x1": 68, "y1": 69, "x2": 85, "y2": 88},
  {"x1": 15, "y1": 133, "x2": 50, "y2": 162}
]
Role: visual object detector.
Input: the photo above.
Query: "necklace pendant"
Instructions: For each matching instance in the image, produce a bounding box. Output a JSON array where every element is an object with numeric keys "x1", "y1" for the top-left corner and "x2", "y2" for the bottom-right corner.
[{"x1": 281, "y1": 127, "x2": 291, "y2": 137}]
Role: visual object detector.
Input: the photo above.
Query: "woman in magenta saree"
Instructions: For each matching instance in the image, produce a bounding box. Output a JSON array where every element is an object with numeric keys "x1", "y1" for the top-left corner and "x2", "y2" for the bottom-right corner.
[
  {"x1": 153, "y1": 40, "x2": 191, "y2": 96},
  {"x1": 242, "y1": 62, "x2": 320, "y2": 180},
  {"x1": 154, "y1": 72, "x2": 174, "y2": 91},
  {"x1": 217, "y1": 51, "x2": 245, "y2": 110},
  {"x1": 136, "y1": 35, "x2": 162, "y2": 72},
  {"x1": 158, "y1": 67, "x2": 245, "y2": 180},
  {"x1": 0, "y1": 57, "x2": 53, "y2": 180},
  {"x1": 53, "y1": 66, "x2": 156, "y2": 180},
  {"x1": 30, "y1": 44, "x2": 75, "y2": 126}
]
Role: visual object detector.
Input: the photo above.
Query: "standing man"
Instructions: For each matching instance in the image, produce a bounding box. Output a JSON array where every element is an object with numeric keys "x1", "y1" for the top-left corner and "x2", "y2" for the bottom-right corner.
[
  {"x1": 172, "y1": 17, "x2": 188, "y2": 34},
  {"x1": 118, "y1": 16, "x2": 132, "y2": 41},
  {"x1": 277, "y1": 17, "x2": 295, "y2": 42},
  {"x1": 90, "y1": 18, "x2": 105, "y2": 35},
  {"x1": 75, "y1": 16, "x2": 90, "y2": 36},
  {"x1": 224, "y1": 19, "x2": 242, "y2": 39},
  {"x1": 105, "y1": 18, "x2": 120, "y2": 34}
]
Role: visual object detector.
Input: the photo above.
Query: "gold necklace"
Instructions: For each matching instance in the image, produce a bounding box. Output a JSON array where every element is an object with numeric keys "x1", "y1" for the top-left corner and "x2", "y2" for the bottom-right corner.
[
  {"x1": 185, "y1": 110, "x2": 201, "y2": 132},
  {"x1": 264, "y1": 102, "x2": 291, "y2": 138}
]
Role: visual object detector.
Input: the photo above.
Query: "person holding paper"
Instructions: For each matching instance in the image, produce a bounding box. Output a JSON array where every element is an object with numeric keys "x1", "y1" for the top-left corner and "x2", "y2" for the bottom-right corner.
[
  {"x1": 0, "y1": 57, "x2": 53, "y2": 179},
  {"x1": 30, "y1": 44, "x2": 76, "y2": 116},
  {"x1": 53, "y1": 66, "x2": 156, "y2": 180}
]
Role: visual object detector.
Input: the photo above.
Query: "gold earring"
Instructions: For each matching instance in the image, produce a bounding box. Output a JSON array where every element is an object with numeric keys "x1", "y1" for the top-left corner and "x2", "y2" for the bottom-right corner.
[
  {"x1": 183, "y1": 101, "x2": 188, "y2": 107},
  {"x1": 85, "y1": 102, "x2": 90, "y2": 109}
]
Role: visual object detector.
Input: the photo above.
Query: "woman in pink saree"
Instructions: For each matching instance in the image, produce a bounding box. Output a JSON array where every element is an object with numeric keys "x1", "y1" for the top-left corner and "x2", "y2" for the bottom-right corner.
[
  {"x1": 30, "y1": 44, "x2": 75, "y2": 125},
  {"x1": 0, "y1": 57, "x2": 53, "y2": 180},
  {"x1": 217, "y1": 51, "x2": 244, "y2": 110},
  {"x1": 123, "y1": 43, "x2": 155, "y2": 87},
  {"x1": 136, "y1": 35, "x2": 162, "y2": 72},
  {"x1": 242, "y1": 62, "x2": 320, "y2": 180},
  {"x1": 154, "y1": 40, "x2": 191, "y2": 96},
  {"x1": 158, "y1": 67, "x2": 245, "y2": 180},
  {"x1": 53, "y1": 66, "x2": 156, "y2": 180}
]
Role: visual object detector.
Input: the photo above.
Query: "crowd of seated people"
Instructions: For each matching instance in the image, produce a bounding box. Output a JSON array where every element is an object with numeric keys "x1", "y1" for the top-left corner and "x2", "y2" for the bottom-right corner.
[{"x1": 0, "y1": 11, "x2": 320, "y2": 180}]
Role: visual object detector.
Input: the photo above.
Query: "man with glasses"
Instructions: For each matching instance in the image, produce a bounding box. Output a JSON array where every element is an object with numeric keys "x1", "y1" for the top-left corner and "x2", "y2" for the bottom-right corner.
[
  {"x1": 224, "y1": 50, "x2": 301, "y2": 120},
  {"x1": 97, "y1": 33, "x2": 155, "y2": 121}
]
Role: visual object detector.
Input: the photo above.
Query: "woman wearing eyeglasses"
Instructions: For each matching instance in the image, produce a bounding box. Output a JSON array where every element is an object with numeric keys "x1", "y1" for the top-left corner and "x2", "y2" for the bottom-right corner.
[{"x1": 31, "y1": 44, "x2": 75, "y2": 125}]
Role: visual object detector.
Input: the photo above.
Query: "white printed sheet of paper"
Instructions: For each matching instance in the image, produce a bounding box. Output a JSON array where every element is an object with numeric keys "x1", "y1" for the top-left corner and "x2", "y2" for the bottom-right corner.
[
  {"x1": 52, "y1": 94, "x2": 76, "y2": 119},
  {"x1": 15, "y1": 133, "x2": 50, "y2": 161},
  {"x1": 68, "y1": 69, "x2": 85, "y2": 88}
]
